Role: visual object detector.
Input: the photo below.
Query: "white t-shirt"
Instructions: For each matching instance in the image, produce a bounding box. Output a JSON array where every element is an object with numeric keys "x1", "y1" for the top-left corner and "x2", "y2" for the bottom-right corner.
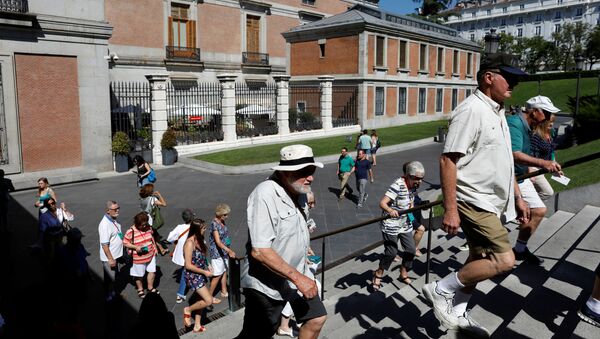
[
  {"x1": 98, "y1": 214, "x2": 123, "y2": 261},
  {"x1": 167, "y1": 223, "x2": 190, "y2": 267},
  {"x1": 381, "y1": 177, "x2": 413, "y2": 235}
]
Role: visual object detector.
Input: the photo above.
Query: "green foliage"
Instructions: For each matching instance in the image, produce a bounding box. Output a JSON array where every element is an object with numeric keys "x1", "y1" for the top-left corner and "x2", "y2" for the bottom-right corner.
[
  {"x1": 136, "y1": 127, "x2": 151, "y2": 141},
  {"x1": 566, "y1": 95, "x2": 600, "y2": 144},
  {"x1": 551, "y1": 22, "x2": 591, "y2": 71},
  {"x1": 111, "y1": 131, "x2": 131, "y2": 155},
  {"x1": 550, "y1": 138, "x2": 600, "y2": 193},
  {"x1": 505, "y1": 77, "x2": 600, "y2": 111},
  {"x1": 160, "y1": 128, "x2": 177, "y2": 149},
  {"x1": 585, "y1": 26, "x2": 600, "y2": 70}
]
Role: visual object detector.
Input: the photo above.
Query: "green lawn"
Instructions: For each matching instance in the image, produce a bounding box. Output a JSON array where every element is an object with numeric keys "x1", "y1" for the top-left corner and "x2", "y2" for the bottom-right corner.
[
  {"x1": 549, "y1": 138, "x2": 600, "y2": 193},
  {"x1": 506, "y1": 77, "x2": 599, "y2": 111},
  {"x1": 194, "y1": 120, "x2": 447, "y2": 166}
]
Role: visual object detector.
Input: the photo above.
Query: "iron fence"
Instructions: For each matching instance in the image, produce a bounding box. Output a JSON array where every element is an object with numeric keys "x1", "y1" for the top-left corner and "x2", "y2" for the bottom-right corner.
[
  {"x1": 289, "y1": 84, "x2": 322, "y2": 132},
  {"x1": 235, "y1": 82, "x2": 278, "y2": 138},
  {"x1": 110, "y1": 82, "x2": 152, "y2": 162},
  {"x1": 0, "y1": 0, "x2": 28, "y2": 13},
  {"x1": 166, "y1": 81, "x2": 223, "y2": 145},
  {"x1": 165, "y1": 46, "x2": 201, "y2": 62},
  {"x1": 332, "y1": 85, "x2": 359, "y2": 127}
]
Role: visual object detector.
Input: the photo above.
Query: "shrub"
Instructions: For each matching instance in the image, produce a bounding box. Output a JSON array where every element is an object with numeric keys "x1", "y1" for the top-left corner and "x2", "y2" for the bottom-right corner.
[
  {"x1": 160, "y1": 128, "x2": 177, "y2": 149},
  {"x1": 567, "y1": 95, "x2": 600, "y2": 144},
  {"x1": 111, "y1": 131, "x2": 131, "y2": 155}
]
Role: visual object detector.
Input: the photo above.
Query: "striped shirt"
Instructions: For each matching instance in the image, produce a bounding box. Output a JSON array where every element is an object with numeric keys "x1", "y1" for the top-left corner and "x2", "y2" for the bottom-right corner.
[
  {"x1": 530, "y1": 133, "x2": 554, "y2": 161},
  {"x1": 123, "y1": 226, "x2": 156, "y2": 264},
  {"x1": 381, "y1": 177, "x2": 414, "y2": 235}
]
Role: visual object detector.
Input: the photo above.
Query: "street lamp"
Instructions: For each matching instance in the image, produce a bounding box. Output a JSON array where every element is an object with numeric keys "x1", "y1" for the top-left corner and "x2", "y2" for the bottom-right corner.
[
  {"x1": 574, "y1": 54, "x2": 585, "y2": 145},
  {"x1": 484, "y1": 28, "x2": 500, "y2": 54}
]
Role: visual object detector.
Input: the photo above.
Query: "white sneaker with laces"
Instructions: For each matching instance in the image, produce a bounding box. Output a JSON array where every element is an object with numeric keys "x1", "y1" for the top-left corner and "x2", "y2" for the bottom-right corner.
[
  {"x1": 456, "y1": 310, "x2": 490, "y2": 338},
  {"x1": 422, "y1": 281, "x2": 459, "y2": 329}
]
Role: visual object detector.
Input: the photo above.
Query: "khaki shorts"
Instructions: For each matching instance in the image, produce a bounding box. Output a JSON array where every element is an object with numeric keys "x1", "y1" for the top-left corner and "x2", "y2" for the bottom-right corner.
[{"x1": 457, "y1": 201, "x2": 511, "y2": 255}]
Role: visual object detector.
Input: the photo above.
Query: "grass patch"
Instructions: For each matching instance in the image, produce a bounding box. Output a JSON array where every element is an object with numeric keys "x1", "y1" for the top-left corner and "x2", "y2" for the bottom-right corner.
[
  {"x1": 194, "y1": 120, "x2": 447, "y2": 166},
  {"x1": 549, "y1": 138, "x2": 600, "y2": 193},
  {"x1": 506, "y1": 77, "x2": 599, "y2": 111}
]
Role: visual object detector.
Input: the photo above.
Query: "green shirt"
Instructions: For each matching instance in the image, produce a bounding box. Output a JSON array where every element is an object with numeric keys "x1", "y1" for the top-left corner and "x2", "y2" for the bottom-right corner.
[
  {"x1": 507, "y1": 113, "x2": 531, "y2": 179},
  {"x1": 338, "y1": 155, "x2": 355, "y2": 173}
]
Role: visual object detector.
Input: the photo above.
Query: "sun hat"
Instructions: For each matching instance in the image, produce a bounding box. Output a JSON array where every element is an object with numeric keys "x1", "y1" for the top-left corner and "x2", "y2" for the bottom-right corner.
[
  {"x1": 525, "y1": 95, "x2": 561, "y2": 113},
  {"x1": 271, "y1": 144, "x2": 324, "y2": 171},
  {"x1": 477, "y1": 52, "x2": 528, "y2": 78}
]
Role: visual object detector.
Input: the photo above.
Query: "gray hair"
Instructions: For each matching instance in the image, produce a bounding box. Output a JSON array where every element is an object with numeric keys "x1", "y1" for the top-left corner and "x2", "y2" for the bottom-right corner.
[
  {"x1": 106, "y1": 200, "x2": 117, "y2": 210},
  {"x1": 403, "y1": 161, "x2": 425, "y2": 177}
]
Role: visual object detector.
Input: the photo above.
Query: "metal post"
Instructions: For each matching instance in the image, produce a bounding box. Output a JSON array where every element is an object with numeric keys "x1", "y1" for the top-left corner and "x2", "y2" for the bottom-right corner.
[
  {"x1": 574, "y1": 70, "x2": 581, "y2": 145},
  {"x1": 320, "y1": 238, "x2": 326, "y2": 301},
  {"x1": 554, "y1": 192, "x2": 559, "y2": 213},
  {"x1": 425, "y1": 206, "x2": 434, "y2": 284},
  {"x1": 228, "y1": 257, "x2": 242, "y2": 312},
  {"x1": 538, "y1": 78, "x2": 541, "y2": 95}
]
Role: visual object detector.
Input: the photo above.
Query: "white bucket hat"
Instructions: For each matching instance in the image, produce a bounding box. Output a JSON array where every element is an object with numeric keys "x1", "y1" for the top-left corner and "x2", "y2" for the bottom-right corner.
[
  {"x1": 526, "y1": 95, "x2": 561, "y2": 113},
  {"x1": 271, "y1": 144, "x2": 324, "y2": 172}
]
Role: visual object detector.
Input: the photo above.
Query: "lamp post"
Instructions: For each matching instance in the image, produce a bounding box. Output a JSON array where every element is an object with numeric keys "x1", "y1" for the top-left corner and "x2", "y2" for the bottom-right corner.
[
  {"x1": 484, "y1": 28, "x2": 500, "y2": 55},
  {"x1": 574, "y1": 54, "x2": 585, "y2": 145}
]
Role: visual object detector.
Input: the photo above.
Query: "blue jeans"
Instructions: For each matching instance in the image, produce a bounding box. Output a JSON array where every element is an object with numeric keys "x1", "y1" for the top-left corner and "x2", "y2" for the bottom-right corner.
[{"x1": 177, "y1": 267, "x2": 187, "y2": 298}]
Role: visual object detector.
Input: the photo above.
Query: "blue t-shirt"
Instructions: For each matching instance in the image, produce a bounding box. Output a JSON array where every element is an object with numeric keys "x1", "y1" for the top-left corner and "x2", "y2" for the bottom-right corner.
[
  {"x1": 359, "y1": 134, "x2": 371, "y2": 150},
  {"x1": 355, "y1": 159, "x2": 372, "y2": 180},
  {"x1": 507, "y1": 114, "x2": 531, "y2": 178}
]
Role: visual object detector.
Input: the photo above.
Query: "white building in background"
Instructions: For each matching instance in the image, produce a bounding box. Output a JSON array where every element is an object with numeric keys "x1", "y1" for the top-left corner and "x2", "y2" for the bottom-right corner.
[{"x1": 445, "y1": 0, "x2": 600, "y2": 42}]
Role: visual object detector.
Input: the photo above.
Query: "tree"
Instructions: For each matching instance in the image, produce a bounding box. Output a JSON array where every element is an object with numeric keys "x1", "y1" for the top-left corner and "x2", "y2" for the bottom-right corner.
[
  {"x1": 412, "y1": 0, "x2": 454, "y2": 16},
  {"x1": 520, "y1": 36, "x2": 554, "y2": 74},
  {"x1": 585, "y1": 26, "x2": 600, "y2": 70},
  {"x1": 552, "y1": 22, "x2": 591, "y2": 70}
]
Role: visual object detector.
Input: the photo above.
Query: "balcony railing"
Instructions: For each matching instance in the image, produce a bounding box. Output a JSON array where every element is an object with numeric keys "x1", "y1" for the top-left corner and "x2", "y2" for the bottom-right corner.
[
  {"x1": 0, "y1": 0, "x2": 28, "y2": 13},
  {"x1": 242, "y1": 52, "x2": 269, "y2": 66},
  {"x1": 165, "y1": 46, "x2": 201, "y2": 63}
]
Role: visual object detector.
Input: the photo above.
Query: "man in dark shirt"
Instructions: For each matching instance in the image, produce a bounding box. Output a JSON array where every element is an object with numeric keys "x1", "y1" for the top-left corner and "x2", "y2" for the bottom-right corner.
[{"x1": 354, "y1": 149, "x2": 373, "y2": 208}]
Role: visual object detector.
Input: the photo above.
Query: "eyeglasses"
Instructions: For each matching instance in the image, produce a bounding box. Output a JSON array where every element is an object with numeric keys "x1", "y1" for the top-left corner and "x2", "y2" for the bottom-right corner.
[
  {"x1": 410, "y1": 175, "x2": 424, "y2": 181},
  {"x1": 109, "y1": 207, "x2": 120, "y2": 211}
]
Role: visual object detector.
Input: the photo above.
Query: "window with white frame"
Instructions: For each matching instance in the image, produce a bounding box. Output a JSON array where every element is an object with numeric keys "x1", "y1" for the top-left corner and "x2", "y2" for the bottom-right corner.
[
  {"x1": 398, "y1": 87, "x2": 407, "y2": 114},
  {"x1": 555, "y1": 11, "x2": 561, "y2": 20},
  {"x1": 470, "y1": 22, "x2": 475, "y2": 30},
  {"x1": 375, "y1": 36, "x2": 385, "y2": 67},
  {"x1": 453, "y1": 50, "x2": 459, "y2": 74},
  {"x1": 419, "y1": 43, "x2": 428, "y2": 71},
  {"x1": 520, "y1": 4, "x2": 524, "y2": 10},
  {"x1": 399, "y1": 40, "x2": 408, "y2": 69},
  {"x1": 487, "y1": 9, "x2": 491, "y2": 16},
  {"x1": 375, "y1": 87, "x2": 385, "y2": 116},
  {"x1": 576, "y1": 8, "x2": 583, "y2": 17},
  {"x1": 503, "y1": 7, "x2": 507, "y2": 13},
  {"x1": 472, "y1": 12, "x2": 476, "y2": 18},
  {"x1": 418, "y1": 88, "x2": 427, "y2": 113},
  {"x1": 467, "y1": 52, "x2": 472, "y2": 75},
  {"x1": 517, "y1": 28, "x2": 523, "y2": 37},
  {"x1": 436, "y1": 88, "x2": 443, "y2": 112},
  {"x1": 535, "y1": 26, "x2": 541, "y2": 36},
  {"x1": 302, "y1": 0, "x2": 315, "y2": 5},
  {"x1": 517, "y1": 16, "x2": 523, "y2": 24},
  {"x1": 451, "y1": 88, "x2": 458, "y2": 110},
  {"x1": 501, "y1": 18, "x2": 506, "y2": 26},
  {"x1": 470, "y1": 34, "x2": 475, "y2": 41},
  {"x1": 437, "y1": 47, "x2": 444, "y2": 73},
  {"x1": 555, "y1": 24, "x2": 561, "y2": 33},
  {"x1": 485, "y1": 21, "x2": 490, "y2": 28},
  {"x1": 536, "y1": 13, "x2": 542, "y2": 22}
]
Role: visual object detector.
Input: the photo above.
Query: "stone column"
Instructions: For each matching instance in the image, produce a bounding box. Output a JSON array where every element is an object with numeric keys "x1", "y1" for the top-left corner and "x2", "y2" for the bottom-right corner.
[
  {"x1": 273, "y1": 75, "x2": 291, "y2": 135},
  {"x1": 319, "y1": 75, "x2": 334, "y2": 130},
  {"x1": 217, "y1": 74, "x2": 238, "y2": 142},
  {"x1": 145, "y1": 74, "x2": 169, "y2": 165}
]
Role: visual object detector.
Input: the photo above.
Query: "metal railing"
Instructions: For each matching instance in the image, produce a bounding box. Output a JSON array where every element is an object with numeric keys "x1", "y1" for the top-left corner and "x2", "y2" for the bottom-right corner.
[
  {"x1": 235, "y1": 82, "x2": 278, "y2": 138},
  {"x1": 165, "y1": 46, "x2": 201, "y2": 62},
  {"x1": 332, "y1": 85, "x2": 359, "y2": 127},
  {"x1": 110, "y1": 82, "x2": 153, "y2": 162},
  {"x1": 242, "y1": 52, "x2": 269, "y2": 65},
  {"x1": 0, "y1": 0, "x2": 28, "y2": 13},
  {"x1": 166, "y1": 81, "x2": 223, "y2": 145},
  {"x1": 289, "y1": 84, "x2": 322, "y2": 132}
]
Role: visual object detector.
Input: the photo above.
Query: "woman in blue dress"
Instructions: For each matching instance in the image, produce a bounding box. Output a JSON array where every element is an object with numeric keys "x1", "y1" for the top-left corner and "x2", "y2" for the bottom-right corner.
[{"x1": 182, "y1": 219, "x2": 213, "y2": 333}]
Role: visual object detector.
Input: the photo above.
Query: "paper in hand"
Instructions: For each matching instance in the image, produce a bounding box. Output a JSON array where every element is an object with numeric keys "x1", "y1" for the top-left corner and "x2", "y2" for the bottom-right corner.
[{"x1": 550, "y1": 174, "x2": 570, "y2": 186}]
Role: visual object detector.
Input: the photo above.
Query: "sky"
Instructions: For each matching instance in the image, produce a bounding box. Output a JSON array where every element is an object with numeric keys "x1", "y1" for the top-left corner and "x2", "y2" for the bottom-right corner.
[{"x1": 378, "y1": 0, "x2": 420, "y2": 15}]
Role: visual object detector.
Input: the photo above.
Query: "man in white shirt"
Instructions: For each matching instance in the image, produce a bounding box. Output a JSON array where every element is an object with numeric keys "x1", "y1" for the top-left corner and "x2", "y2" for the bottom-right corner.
[
  {"x1": 98, "y1": 200, "x2": 124, "y2": 302},
  {"x1": 422, "y1": 53, "x2": 530, "y2": 338},
  {"x1": 167, "y1": 208, "x2": 194, "y2": 303}
]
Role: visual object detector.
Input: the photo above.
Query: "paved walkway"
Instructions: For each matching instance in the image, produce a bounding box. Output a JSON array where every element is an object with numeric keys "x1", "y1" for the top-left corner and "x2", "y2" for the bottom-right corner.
[{"x1": 0, "y1": 140, "x2": 445, "y2": 339}]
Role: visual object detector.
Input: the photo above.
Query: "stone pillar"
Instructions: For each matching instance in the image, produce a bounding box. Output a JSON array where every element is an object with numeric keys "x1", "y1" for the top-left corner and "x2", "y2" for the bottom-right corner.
[
  {"x1": 319, "y1": 75, "x2": 334, "y2": 130},
  {"x1": 217, "y1": 74, "x2": 238, "y2": 142},
  {"x1": 273, "y1": 75, "x2": 291, "y2": 135},
  {"x1": 145, "y1": 74, "x2": 169, "y2": 165}
]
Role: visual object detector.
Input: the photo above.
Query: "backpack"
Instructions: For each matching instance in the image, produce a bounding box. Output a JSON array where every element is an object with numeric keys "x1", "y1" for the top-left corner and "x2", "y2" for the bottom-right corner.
[
  {"x1": 147, "y1": 169, "x2": 157, "y2": 183},
  {"x1": 376, "y1": 139, "x2": 381, "y2": 148}
]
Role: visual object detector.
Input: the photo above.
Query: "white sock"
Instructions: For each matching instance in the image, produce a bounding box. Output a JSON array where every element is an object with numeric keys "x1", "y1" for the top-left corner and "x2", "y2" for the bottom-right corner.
[
  {"x1": 515, "y1": 239, "x2": 527, "y2": 252},
  {"x1": 436, "y1": 272, "x2": 465, "y2": 294},
  {"x1": 587, "y1": 297, "x2": 600, "y2": 314},
  {"x1": 453, "y1": 290, "x2": 471, "y2": 316}
]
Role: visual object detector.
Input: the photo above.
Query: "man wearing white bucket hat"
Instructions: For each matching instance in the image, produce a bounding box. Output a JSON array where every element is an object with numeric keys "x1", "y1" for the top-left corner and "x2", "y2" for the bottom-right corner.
[
  {"x1": 237, "y1": 144, "x2": 326, "y2": 339},
  {"x1": 508, "y1": 95, "x2": 562, "y2": 265}
]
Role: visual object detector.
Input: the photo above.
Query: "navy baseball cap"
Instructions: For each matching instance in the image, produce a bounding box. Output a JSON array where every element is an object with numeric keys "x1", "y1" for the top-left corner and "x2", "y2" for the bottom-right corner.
[{"x1": 477, "y1": 53, "x2": 528, "y2": 78}]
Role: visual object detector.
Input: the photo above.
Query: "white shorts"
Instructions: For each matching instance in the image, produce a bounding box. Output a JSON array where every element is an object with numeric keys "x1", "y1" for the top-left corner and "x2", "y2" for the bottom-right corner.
[
  {"x1": 130, "y1": 256, "x2": 157, "y2": 277},
  {"x1": 519, "y1": 179, "x2": 546, "y2": 209},
  {"x1": 211, "y1": 257, "x2": 228, "y2": 276}
]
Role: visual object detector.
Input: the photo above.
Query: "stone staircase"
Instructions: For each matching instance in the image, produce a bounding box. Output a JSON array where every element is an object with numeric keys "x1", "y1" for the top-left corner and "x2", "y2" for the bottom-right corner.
[{"x1": 183, "y1": 205, "x2": 600, "y2": 338}]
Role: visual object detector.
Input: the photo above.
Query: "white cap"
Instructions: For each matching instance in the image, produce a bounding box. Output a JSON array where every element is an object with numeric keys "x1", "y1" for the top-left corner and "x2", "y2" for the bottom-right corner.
[
  {"x1": 271, "y1": 144, "x2": 324, "y2": 172},
  {"x1": 526, "y1": 95, "x2": 561, "y2": 113}
]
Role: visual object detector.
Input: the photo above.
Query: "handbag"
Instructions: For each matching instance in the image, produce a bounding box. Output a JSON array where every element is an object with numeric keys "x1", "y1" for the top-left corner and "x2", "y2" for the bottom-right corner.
[
  {"x1": 147, "y1": 169, "x2": 157, "y2": 183},
  {"x1": 151, "y1": 205, "x2": 164, "y2": 230},
  {"x1": 61, "y1": 210, "x2": 72, "y2": 233}
]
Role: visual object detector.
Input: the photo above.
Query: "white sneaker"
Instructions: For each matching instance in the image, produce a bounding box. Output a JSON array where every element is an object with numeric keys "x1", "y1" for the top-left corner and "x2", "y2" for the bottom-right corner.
[
  {"x1": 456, "y1": 310, "x2": 490, "y2": 338},
  {"x1": 176, "y1": 295, "x2": 186, "y2": 304},
  {"x1": 422, "y1": 282, "x2": 459, "y2": 329}
]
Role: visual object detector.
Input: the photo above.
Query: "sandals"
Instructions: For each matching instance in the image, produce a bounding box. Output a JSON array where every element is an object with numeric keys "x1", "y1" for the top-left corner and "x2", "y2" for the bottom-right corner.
[
  {"x1": 159, "y1": 248, "x2": 170, "y2": 256},
  {"x1": 212, "y1": 297, "x2": 222, "y2": 304},
  {"x1": 137, "y1": 289, "x2": 146, "y2": 299},
  {"x1": 148, "y1": 288, "x2": 160, "y2": 295},
  {"x1": 371, "y1": 273, "x2": 383, "y2": 292},
  {"x1": 193, "y1": 325, "x2": 207, "y2": 333},
  {"x1": 220, "y1": 292, "x2": 229, "y2": 298},
  {"x1": 400, "y1": 275, "x2": 412, "y2": 285},
  {"x1": 183, "y1": 308, "x2": 193, "y2": 328}
]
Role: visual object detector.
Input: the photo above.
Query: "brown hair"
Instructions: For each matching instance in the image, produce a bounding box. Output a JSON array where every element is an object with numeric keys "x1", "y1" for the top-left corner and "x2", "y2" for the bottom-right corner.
[
  {"x1": 139, "y1": 183, "x2": 155, "y2": 198},
  {"x1": 189, "y1": 219, "x2": 207, "y2": 254},
  {"x1": 37, "y1": 177, "x2": 49, "y2": 194},
  {"x1": 133, "y1": 212, "x2": 150, "y2": 232}
]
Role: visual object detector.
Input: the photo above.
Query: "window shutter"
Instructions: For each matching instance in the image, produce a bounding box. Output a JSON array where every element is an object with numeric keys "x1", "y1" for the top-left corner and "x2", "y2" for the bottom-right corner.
[
  {"x1": 168, "y1": 16, "x2": 173, "y2": 46},
  {"x1": 187, "y1": 20, "x2": 196, "y2": 48}
]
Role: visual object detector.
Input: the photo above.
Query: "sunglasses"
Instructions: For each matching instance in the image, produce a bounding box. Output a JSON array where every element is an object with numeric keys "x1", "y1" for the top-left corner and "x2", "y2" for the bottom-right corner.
[
  {"x1": 109, "y1": 207, "x2": 120, "y2": 211},
  {"x1": 409, "y1": 175, "x2": 424, "y2": 181}
]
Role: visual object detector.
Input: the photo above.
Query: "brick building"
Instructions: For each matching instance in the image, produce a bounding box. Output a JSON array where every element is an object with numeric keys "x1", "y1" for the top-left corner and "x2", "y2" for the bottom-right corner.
[
  {"x1": 0, "y1": 0, "x2": 112, "y2": 183},
  {"x1": 283, "y1": 4, "x2": 482, "y2": 128}
]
